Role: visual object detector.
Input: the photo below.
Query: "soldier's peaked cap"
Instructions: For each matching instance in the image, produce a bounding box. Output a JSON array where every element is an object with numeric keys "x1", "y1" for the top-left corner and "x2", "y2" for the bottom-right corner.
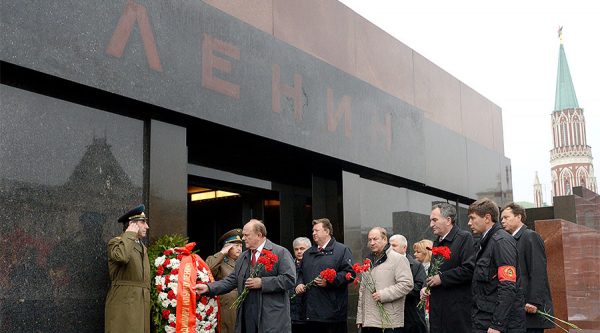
[
  {"x1": 117, "y1": 204, "x2": 147, "y2": 223},
  {"x1": 218, "y1": 228, "x2": 243, "y2": 245}
]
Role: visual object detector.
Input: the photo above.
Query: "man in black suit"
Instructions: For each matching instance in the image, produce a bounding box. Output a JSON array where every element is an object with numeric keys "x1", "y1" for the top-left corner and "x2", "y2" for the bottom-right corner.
[
  {"x1": 390, "y1": 234, "x2": 427, "y2": 333},
  {"x1": 421, "y1": 203, "x2": 475, "y2": 333},
  {"x1": 501, "y1": 203, "x2": 554, "y2": 333}
]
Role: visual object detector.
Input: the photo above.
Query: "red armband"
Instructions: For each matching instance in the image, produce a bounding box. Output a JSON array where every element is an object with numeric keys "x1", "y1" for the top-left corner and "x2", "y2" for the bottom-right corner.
[{"x1": 498, "y1": 265, "x2": 516, "y2": 282}]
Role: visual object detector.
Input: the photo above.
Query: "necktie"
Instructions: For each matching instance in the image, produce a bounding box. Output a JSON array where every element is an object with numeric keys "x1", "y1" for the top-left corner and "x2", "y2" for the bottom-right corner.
[
  {"x1": 251, "y1": 250, "x2": 257, "y2": 266},
  {"x1": 318, "y1": 246, "x2": 323, "y2": 252}
]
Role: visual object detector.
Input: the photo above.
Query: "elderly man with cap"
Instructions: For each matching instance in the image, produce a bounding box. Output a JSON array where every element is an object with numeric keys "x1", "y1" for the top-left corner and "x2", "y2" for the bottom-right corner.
[
  {"x1": 105, "y1": 204, "x2": 151, "y2": 333},
  {"x1": 206, "y1": 228, "x2": 243, "y2": 333}
]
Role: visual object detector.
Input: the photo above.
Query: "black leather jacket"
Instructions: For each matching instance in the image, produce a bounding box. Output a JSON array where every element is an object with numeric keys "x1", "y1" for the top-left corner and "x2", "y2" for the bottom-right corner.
[{"x1": 472, "y1": 223, "x2": 525, "y2": 332}]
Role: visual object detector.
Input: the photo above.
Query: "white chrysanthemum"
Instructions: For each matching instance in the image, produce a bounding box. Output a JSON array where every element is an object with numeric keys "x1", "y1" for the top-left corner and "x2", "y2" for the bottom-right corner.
[
  {"x1": 168, "y1": 282, "x2": 178, "y2": 291},
  {"x1": 170, "y1": 274, "x2": 178, "y2": 282},
  {"x1": 159, "y1": 292, "x2": 168, "y2": 300},
  {"x1": 155, "y1": 276, "x2": 165, "y2": 286},
  {"x1": 168, "y1": 314, "x2": 176, "y2": 323},
  {"x1": 172, "y1": 287, "x2": 178, "y2": 296},
  {"x1": 154, "y1": 256, "x2": 166, "y2": 267},
  {"x1": 168, "y1": 259, "x2": 180, "y2": 268},
  {"x1": 165, "y1": 325, "x2": 175, "y2": 333},
  {"x1": 161, "y1": 299, "x2": 170, "y2": 308},
  {"x1": 197, "y1": 302, "x2": 206, "y2": 312},
  {"x1": 170, "y1": 299, "x2": 177, "y2": 307}
]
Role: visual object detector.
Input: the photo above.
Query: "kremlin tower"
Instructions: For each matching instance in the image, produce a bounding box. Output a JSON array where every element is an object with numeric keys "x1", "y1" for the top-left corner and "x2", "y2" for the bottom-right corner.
[{"x1": 549, "y1": 27, "x2": 597, "y2": 200}]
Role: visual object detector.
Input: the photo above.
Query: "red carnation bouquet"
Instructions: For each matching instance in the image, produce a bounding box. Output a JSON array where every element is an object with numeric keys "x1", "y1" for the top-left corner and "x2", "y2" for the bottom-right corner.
[
  {"x1": 290, "y1": 268, "x2": 337, "y2": 299},
  {"x1": 231, "y1": 249, "x2": 278, "y2": 309},
  {"x1": 417, "y1": 246, "x2": 451, "y2": 309},
  {"x1": 346, "y1": 258, "x2": 391, "y2": 328}
]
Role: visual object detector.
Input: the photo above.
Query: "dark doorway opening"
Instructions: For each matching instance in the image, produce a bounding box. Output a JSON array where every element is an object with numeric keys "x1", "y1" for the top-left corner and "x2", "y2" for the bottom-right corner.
[{"x1": 187, "y1": 176, "x2": 280, "y2": 259}]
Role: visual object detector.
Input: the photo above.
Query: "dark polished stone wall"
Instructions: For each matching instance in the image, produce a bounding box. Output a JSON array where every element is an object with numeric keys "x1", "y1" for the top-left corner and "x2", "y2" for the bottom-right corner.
[
  {"x1": 0, "y1": 85, "x2": 144, "y2": 332},
  {"x1": 0, "y1": 0, "x2": 511, "y2": 202}
]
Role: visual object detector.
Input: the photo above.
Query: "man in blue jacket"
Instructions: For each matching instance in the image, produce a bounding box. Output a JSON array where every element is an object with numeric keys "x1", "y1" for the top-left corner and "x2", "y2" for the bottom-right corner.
[{"x1": 294, "y1": 218, "x2": 354, "y2": 333}]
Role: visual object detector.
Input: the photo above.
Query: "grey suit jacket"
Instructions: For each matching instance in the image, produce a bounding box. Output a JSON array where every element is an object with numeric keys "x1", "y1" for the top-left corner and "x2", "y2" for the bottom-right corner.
[{"x1": 208, "y1": 239, "x2": 296, "y2": 333}]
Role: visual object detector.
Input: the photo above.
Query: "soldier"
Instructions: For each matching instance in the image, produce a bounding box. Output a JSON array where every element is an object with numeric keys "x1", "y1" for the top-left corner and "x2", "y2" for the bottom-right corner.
[
  {"x1": 105, "y1": 204, "x2": 151, "y2": 333},
  {"x1": 206, "y1": 229, "x2": 243, "y2": 333}
]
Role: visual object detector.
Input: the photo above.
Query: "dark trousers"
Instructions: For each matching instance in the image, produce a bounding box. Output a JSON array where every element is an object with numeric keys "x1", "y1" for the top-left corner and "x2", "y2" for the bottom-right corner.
[
  {"x1": 241, "y1": 290, "x2": 259, "y2": 333},
  {"x1": 292, "y1": 322, "x2": 309, "y2": 333},
  {"x1": 305, "y1": 321, "x2": 346, "y2": 333},
  {"x1": 526, "y1": 329, "x2": 544, "y2": 333}
]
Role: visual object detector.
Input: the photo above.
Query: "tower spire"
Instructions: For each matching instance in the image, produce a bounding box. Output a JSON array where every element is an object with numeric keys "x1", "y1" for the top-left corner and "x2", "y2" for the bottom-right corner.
[
  {"x1": 534, "y1": 171, "x2": 543, "y2": 207},
  {"x1": 554, "y1": 27, "x2": 579, "y2": 111},
  {"x1": 549, "y1": 27, "x2": 597, "y2": 197}
]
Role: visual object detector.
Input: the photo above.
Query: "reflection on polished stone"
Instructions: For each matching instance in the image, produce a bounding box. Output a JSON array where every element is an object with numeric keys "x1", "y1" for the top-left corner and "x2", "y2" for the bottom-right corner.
[
  {"x1": 0, "y1": 87, "x2": 143, "y2": 332},
  {"x1": 535, "y1": 219, "x2": 600, "y2": 332}
]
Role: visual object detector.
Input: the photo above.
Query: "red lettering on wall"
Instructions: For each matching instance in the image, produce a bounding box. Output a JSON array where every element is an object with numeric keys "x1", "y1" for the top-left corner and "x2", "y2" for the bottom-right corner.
[
  {"x1": 201, "y1": 34, "x2": 241, "y2": 99},
  {"x1": 372, "y1": 113, "x2": 392, "y2": 151},
  {"x1": 272, "y1": 64, "x2": 303, "y2": 121},
  {"x1": 326, "y1": 88, "x2": 352, "y2": 138},
  {"x1": 106, "y1": 0, "x2": 163, "y2": 72}
]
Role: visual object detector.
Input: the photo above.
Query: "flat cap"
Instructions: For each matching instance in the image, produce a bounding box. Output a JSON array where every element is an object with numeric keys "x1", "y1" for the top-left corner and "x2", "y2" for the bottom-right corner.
[
  {"x1": 218, "y1": 228, "x2": 243, "y2": 245},
  {"x1": 117, "y1": 204, "x2": 147, "y2": 223}
]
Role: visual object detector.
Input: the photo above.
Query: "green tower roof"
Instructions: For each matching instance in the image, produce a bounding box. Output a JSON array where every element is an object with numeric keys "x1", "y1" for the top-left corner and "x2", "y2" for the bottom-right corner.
[{"x1": 554, "y1": 41, "x2": 579, "y2": 111}]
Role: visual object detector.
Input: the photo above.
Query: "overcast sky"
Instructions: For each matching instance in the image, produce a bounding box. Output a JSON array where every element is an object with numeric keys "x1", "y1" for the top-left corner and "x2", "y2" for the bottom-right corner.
[{"x1": 338, "y1": 0, "x2": 599, "y2": 204}]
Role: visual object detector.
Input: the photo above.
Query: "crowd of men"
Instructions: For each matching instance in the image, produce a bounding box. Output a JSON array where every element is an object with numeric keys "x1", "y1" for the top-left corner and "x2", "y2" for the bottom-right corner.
[{"x1": 105, "y1": 198, "x2": 554, "y2": 333}]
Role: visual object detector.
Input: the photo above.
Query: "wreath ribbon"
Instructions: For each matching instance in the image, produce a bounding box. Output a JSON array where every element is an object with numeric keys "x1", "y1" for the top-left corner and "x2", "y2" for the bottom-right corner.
[{"x1": 175, "y1": 243, "x2": 200, "y2": 333}]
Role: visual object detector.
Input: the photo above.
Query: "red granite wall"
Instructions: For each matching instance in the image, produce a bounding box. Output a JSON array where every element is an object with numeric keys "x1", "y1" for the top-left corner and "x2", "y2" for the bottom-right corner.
[{"x1": 536, "y1": 219, "x2": 600, "y2": 332}]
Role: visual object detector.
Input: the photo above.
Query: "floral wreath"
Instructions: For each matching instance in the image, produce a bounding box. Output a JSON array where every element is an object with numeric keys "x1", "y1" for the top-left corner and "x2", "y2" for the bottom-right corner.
[{"x1": 153, "y1": 242, "x2": 219, "y2": 333}]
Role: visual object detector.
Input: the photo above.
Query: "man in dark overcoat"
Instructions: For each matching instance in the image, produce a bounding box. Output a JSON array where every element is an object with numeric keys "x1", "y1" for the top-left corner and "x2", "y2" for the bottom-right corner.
[
  {"x1": 501, "y1": 203, "x2": 554, "y2": 333},
  {"x1": 421, "y1": 203, "x2": 475, "y2": 333},
  {"x1": 290, "y1": 237, "x2": 311, "y2": 333},
  {"x1": 294, "y1": 218, "x2": 354, "y2": 333},
  {"x1": 390, "y1": 234, "x2": 427, "y2": 333},
  {"x1": 195, "y1": 219, "x2": 296, "y2": 333},
  {"x1": 105, "y1": 204, "x2": 151, "y2": 333},
  {"x1": 468, "y1": 198, "x2": 525, "y2": 333}
]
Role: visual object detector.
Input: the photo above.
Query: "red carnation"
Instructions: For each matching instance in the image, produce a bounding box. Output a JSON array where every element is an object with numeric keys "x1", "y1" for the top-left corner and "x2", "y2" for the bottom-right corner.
[
  {"x1": 201, "y1": 296, "x2": 208, "y2": 305},
  {"x1": 177, "y1": 254, "x2": 183, "y2": 260},
  {"x1": 345, "y1": 272, "x2": 353, "y2": 281},
  {"x1": 353, "y1": 278, "x2": 360, "y2": 285},
  {"x1": 196, "y1": 313, "x2": 203, "y2": 321},
  {"x1": 165, "y1": 275, "x2": 170, "y2": 285},
  {"x1": 167, "y1": 290, "x2": 176, "y2": 300},
  {"x1": 156, "y1": 285, "x2": 163, "y2": 292},
  {"x1": 156, "y1": 266, "x2": 164, "y2": 276},
  {"x1": 257, "y1": 250, "x2": 279, "y2": 272},
  {"x1": 164, "y1": 258, "x2": 171, "y2": 267},
  {"x1": 163, "y1": 249, "x2": 174, "y2": 255},
  {"x1": 431, "y1": 246, "x2": 451, "y2": 260},
  {"x1": 170, "y1": 322, "x2": 176, "y2": 327},
  {"x1": 418, "y1": 246, "x2": 451, "y2": 310},
  {"x1": 206, "y1": 306, "x2": 213, "y2": 316},
  {"x1": 206, "y1": 324, "x2": 212, "y2": 330},
  {"x1": 171, "y1": 268, "x2": 179, "y2": 275},
  {"x1": 320, "y1": 268, "x2": 337, "y2": 284},
  {"x1": 161, "y1": 309, "x2": 170, "y2": 320},
  {"x1": 352, "y1": 263, "x2": 363, "y2": 274}
]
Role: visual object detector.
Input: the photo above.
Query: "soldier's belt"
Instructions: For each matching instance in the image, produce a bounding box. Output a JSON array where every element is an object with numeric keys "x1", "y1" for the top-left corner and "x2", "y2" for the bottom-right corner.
[{"x1": 112, "y1": 280, "x2": 150, "y2": 289}]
